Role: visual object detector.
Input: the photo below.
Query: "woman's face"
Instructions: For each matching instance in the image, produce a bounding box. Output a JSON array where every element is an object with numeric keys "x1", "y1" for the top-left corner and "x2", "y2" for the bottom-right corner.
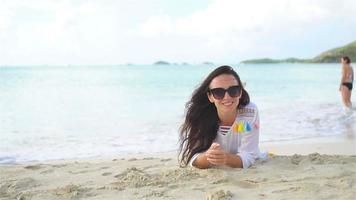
[{"x1": 207, "y1": 74, "x2": 241, "y2": 114}]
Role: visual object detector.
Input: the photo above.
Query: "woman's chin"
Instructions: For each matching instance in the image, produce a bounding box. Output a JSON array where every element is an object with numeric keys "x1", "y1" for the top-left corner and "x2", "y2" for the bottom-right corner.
[{"x1": 219, "y1": 104, "x2": 237, "y2": 112}]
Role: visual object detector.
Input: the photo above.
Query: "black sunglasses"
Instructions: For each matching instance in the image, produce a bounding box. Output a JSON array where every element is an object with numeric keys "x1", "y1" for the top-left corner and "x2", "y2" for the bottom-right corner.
[{"x1": 209, "y1": 85, "x2": 241, "y2": 100}]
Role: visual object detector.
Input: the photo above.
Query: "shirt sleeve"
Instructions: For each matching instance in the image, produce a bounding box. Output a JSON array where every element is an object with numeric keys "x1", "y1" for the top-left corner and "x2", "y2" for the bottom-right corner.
[
  {"x1": 236, "y1": 107, "x2": 260, "y2": 169},
  {"x1": 188, "y1": 153, "x2": 202, "y2": 167}
]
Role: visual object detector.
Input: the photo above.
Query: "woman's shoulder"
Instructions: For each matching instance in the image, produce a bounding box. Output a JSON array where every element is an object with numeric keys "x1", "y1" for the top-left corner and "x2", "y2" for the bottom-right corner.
[
  {"x1": 244, "y1": 102, "x2": 258, "y2": 109},
  {"x1": 236, "y1": 102, "x2": 258, "y2": 121},
  {"x1": 237, "y1": 102, "x2": 258, "y2": 114}
]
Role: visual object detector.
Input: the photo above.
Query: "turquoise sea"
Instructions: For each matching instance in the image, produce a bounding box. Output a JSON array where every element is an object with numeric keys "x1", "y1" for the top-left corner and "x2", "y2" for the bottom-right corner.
[{"x1": 0, "y1": 64, "x2": 355, "y2": 163}]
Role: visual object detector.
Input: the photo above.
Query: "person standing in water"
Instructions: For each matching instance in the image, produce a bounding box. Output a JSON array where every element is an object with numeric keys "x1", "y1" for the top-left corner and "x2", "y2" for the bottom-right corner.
[{"x1": 339, "y1": 56, "x2": 354, "y2": 109}]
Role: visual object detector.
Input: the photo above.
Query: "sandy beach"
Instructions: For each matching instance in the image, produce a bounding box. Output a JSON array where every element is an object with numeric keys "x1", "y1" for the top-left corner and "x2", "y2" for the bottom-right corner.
[{"x1": 1, "y1": 134, "x2": 355, "y2": 200}]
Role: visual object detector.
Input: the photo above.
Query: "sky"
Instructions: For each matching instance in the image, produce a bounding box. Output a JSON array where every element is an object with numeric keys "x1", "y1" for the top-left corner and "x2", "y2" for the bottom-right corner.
[{"x1": 0, "y1": 0, "x2": 356, "y2": 65}]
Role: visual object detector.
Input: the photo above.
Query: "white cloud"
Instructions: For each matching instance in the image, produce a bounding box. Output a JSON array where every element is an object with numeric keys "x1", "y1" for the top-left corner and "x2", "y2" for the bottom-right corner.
[
  {"x1": 0, "y1": 0, "x2": 355, "y2": 64},
  {"x1": 138, "y1": 0, "x2": 331, "y2": 36},
  {"x1": 136, "y1": 0, "x2": 356, "y2": 60},
  {"x1": 0, "y1": 0, "x2": 126, "y2": 64},
  {"x1": 139, "y1": 15, "x2": 173, "y2": 37}
]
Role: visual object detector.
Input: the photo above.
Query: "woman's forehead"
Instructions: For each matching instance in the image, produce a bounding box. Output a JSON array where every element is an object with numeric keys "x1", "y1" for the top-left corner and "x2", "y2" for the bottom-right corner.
[{"x1": 210, "y1": 74, "x2": 238, "y2": 87}]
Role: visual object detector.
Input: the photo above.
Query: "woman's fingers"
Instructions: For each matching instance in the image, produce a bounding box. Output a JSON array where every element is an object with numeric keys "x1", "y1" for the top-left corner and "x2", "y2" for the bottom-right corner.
[
  {"x1": 210, "y1": 143, "x2": 220, "y2": 150},
  {"x1": 206, "y1": 151, "x2": 224, "y2": 159},
  {"x1": 206, "y1": 144, "x2": 226, "y2": 165},
  {"x1": 207, "y1": 157, "x2": 225, "y2": 165},
  {"x1": 206, "y1": 148, "x2": 223, "y2": 155},
  {"x1": 206, "y1": 149, "x2": 226, "y2": 165}
]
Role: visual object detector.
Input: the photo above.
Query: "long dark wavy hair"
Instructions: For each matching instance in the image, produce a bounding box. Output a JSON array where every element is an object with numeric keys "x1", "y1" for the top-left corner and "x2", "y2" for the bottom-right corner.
[{"x1": 178, "y1": 65, "x2": 250, "y2": 166}]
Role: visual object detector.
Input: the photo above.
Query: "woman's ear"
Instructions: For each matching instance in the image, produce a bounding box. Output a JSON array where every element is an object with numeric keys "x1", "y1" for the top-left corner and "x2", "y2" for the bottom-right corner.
[{"x1": 207, "y1": 92, "x2": 214, "y2": 103}]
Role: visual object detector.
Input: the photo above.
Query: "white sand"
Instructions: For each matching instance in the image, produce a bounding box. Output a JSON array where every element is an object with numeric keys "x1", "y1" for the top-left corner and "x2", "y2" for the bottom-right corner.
[{"x1": 1, "y1": 135, "x2": 356, "y2": 200}]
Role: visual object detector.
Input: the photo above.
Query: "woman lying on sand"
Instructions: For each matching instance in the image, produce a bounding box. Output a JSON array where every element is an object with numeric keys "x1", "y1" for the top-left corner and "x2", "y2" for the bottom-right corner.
[{"x1": 179, "y1": 66, "x2": 266, "y2": 169}]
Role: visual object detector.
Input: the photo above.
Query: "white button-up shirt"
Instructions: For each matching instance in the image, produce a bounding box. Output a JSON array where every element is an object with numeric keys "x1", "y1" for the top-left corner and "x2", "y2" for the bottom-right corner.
[{"x1": 189, "y1": 102, "x2": 262, "y2": 169}]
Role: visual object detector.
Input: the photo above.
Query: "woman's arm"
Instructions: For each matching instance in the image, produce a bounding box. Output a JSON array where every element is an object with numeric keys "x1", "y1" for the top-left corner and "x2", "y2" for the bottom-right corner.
[
  {"x1": 192, "y1": 143, "x2": 243, "y2": 168},
  {"x1": 352, "y1": 67, "x2": 354, "y2": 82},
  {"x1": 192, "y1": 143, "x2": 220, "y2": 168},
  {"x1": 341, "y1": 65, "x2": 347, "y2": 84},
  {"x1": 340, "y1": 66, "x2": 351, "y2": 91},
  {"x1": 192, "y1": 153, "x2": 210, "y2": 169},
  {"x1": 224, "y1": 153, "x2": 243, "y2": 168},
  {"x1": 235, "y1": 106, "x2": 261, "y2": 169},
  {"x1": 205, "y1": 143, "x2": 243, "y2": 168}
]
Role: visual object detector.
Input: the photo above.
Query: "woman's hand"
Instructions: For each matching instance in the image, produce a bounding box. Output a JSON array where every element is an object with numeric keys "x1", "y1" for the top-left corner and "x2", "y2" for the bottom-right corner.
[{"x1": 205, "y1": 143, "x2": 227, "y2": 166}]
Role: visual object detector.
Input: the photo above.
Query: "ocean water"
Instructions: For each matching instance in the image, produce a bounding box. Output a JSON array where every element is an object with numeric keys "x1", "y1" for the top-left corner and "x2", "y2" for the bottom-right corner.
[{"x1": 0, "y1": 64, "x2": 355, "y2": 163}]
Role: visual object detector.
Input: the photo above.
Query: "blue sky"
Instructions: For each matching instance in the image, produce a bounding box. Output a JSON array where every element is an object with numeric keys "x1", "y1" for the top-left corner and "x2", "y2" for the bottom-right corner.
[{"x1": 0, "y1": 0, "x2": 355, "y2": 65}]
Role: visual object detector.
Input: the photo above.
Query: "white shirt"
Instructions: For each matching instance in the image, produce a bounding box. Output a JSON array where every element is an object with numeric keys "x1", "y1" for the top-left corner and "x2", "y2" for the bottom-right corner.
[{"x1": 189, "y1": 102, "x2": 262, "y2": 169}]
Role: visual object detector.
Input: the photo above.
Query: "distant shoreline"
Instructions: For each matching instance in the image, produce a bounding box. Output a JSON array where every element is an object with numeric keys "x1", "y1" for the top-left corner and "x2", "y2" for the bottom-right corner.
[{"x1": 242, "y1": 40, "x2": 356, "y2": 64}]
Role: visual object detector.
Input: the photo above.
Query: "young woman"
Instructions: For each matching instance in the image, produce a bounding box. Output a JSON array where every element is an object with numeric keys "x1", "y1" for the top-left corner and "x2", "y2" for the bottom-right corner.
[
  {"x1": 179, "y1": 66, "x2": 263, "y2": 169},
  {"x1": 339, "y1": 56, "x2": 354, "y2": 109}
]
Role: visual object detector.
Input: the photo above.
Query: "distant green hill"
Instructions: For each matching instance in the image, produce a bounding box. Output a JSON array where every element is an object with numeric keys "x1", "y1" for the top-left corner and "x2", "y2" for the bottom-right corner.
[
  {"x1": 241, "y1": 57, "x2": 309, "y2": 64},
  {"x1": 153, "y1": 61, "x2": 170, "y2": 65},
  {"x1": 311, "y1": 41, "x2": 356, "y2": 63},
  {"x1": 242, "y1": 41, "x2": 356, "y2": 64}
]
